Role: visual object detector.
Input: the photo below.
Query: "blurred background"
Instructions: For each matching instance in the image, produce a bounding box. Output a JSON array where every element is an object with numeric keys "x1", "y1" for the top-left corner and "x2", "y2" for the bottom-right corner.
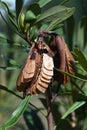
[{"x1": 0, "y1": 0, "x2": 87, "y2": 130}]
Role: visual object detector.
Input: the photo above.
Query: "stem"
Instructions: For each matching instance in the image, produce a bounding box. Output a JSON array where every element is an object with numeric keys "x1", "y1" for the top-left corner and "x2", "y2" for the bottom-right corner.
[
  {"x1": 46, "y1": 87, "x2": 54, "y2": 130},
  {"x1": 0, "y1": 85, "x2": 46, "y2": 117}
]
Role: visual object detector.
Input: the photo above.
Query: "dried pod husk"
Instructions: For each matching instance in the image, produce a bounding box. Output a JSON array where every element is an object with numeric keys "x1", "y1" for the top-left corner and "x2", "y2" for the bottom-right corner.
[
  {"x1": 16, "y1": 31, "x2": 74, "y2": 95},
  {"x1": 16, "y1": 42, "x2": 54, "y2": 95},
  {"x1": 64, "y1": 42, "x2": 74, "y2": 84},
  {"x1": 16, "y1": 43, "x2": 36, "y2": 92},
  {"x1": 49, "y1": 35, "x2": 65, "y2": 85},
  {"x1": 49, "y1": 35, "x2": 74, "y2": 85},
  {"x1": 26, "y1": 53, "x2": 54, "y2": 95}
]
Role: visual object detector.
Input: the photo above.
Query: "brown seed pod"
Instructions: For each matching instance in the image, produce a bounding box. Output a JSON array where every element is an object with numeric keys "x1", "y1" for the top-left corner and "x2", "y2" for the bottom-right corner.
[
  {"x1": 16, "y1": 30, "x2": 74, "y2": 95},
  {"x1": 49, "y1": 35, "x2": 74, "y2": 85},
  {"x1": 64, "y1": 42, "x2": 74, "y2": 84},
  {"x1": 16, "y1": 43, "x2": 36, "y2": 92},
  {"x1": 16, "y1": 40, "x2": 54, "y2": 95},
  {"x1": 26, "y1": 53, "x2": 54, "y2": 95}
]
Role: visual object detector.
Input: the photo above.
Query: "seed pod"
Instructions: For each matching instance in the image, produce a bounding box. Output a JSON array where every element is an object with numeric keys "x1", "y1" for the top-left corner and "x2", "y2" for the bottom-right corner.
[
  {"x1": 16, "y1": 30, "x2": 74, "y2": 96},
  {"x1": 64, "y1": 42, "x2": 74, "y2": 84},
  {"x1": 16, "y1": 41, "x2": 54, "y2": 95},
  {"x1": 49, "y1": 35, "x2": 74, "y2": 85},
  {"x1": 16, "y1": 43, "x2": 36, "y2": 92},
  {"x1": 26, "y1": 53, "x2": 54, "y2": 95}
]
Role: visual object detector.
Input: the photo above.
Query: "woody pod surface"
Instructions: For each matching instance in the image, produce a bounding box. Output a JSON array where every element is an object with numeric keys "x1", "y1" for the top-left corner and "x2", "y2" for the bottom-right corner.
[{"x1": 16, "y1": 31, "x2": 74, "y2": 96}]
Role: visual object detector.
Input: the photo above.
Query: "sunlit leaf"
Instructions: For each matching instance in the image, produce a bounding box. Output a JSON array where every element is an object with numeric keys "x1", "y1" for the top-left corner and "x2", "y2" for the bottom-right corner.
[
  {"x1": 55, "y1": 68, "x2": 87, "y2": 82},
  {"x1": 9, "y1": 59, "x2": 19, "y2": 66},
  {"x1": 61, "y1": 101, "x2": 85, "y2": 119},
  {"x1": 35, "y1": 5, "x2": 74, "y2": 24},
  {"x1": 61, "y1": 88, "x2": 87, "y2": 119},
  {"x1": 18, "y1": 12, "x2": 25, "y2": 32},
  {"x1": 0, "y1": 95, "x2": 31, "y2": 129},
  {"x1": 47, "y1": 8, "x2": 74, "y2": 30},
  {"x1": 25, "y1": 10, "x2": 36, "y2": 22},
  {"x1": 16, "y1": 0, "x2": 24, "y2": 19}
]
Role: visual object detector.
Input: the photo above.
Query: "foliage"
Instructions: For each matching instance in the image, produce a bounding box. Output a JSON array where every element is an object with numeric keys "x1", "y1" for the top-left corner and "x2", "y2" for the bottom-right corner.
[
  {"x1": 0, "y1": 0, "x2": 87, "y2": 130},
  {"x1": 0, "y1": 95, "x2": 31, "y2": 130}
]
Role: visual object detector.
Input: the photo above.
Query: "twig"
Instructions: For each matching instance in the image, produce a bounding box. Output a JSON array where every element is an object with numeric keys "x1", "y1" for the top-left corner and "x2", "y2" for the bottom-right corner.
[
  {"x1": 0, "y1": 85, "x2": 46, "y2": 117},
  {"x1": 46, "y1": 87, "x2": 54, "y2": 130}
]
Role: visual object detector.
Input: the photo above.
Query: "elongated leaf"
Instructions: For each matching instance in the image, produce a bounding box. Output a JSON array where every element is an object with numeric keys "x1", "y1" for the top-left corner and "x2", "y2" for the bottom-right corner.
[
  {"x1": 8, "y1": 14, "x2": 18, "y2": 29},
  {"x1": 74, "y1": 48, "x2": 87, "y2": 71},
  {"x1": 55, "y1": 68, "x2": 87, "y2": 82},
  {"x1": 0, "y1": 34, "x2": 7, "y2": 42},
  {"x1": 47, "y1": 8, "x2": 75, "y2": 30},
  {"x1": 9, "y1": 59, "x2": 19, "y2": 66},
  {"x1": 0, "y1": 11, "x2": 23, "y2": 39},
  {"x1": 1, "y1": 1, "x2": 18, "y2": 29},
  {"x1": 0, "y1": 66, "x2": 19, "y2": 70},
  {"x1": 16, "y1": 0, "x2": 24, "y2": 19},
  {"x1": 35, "y1": 5, "x2": 74, "y2": 24},
  {"x1": 61, "y1": 88, "x2": 87, "y2": 119},
  {"x1": 39, "y1": 0, "x2": 52, "y2": 7},
  {"x1": 0, "y1": 95, "x2": 31, "y2": 129},
  {"x1": 61, "y1": 101, "x2": 85, "y2": 119}
]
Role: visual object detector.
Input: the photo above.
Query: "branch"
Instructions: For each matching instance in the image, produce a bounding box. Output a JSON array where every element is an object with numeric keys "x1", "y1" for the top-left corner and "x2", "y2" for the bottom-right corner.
[
  {"x1": 46, "y1": 87, "x2": 54, "y2": 130},
  {"x1": 0, "y1": 85, "x2": 46, "y2": 117},
  {"x1": 0, "y1": 85, "x2": 23, "y2": 99}
]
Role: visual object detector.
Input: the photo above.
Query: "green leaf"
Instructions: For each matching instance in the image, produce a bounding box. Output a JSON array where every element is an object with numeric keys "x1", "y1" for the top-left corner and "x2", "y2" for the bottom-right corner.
[
  {"x1": 0, "y1": 66, "x2": 19, "y2": 70},
  {"x1": 15, "y1": 0, "x2": 24, "y2": 19},
  {"x1": 39, "y1": 0, "x2": 52, "y2": 7},
  {"x1": 0, "y1": 95, "x2": 31, "y2": 129},
  {"x1": 61, "y1": 101, "x2": 85, "y2": 119},
  {"x1": 25, "y1": 10, "x2": 36, "y2": 22},
  {"x1": 27, "y1": 2, "x2": 41, "y2": 16},
  {"x1": 47, "y1": 8, "x2": 74, "y2": 30},
  {"x1": 0, "y1": 4, "x2": 23, "y2": 39},
  {"x1": 55, "y1": 68, "x2": 87, "y2": 82},
  {"x1": 1, "y1": 1, "x2": 18, "y2": 30},
  {"x1": 0, "y1": 34, "x2": 7, "y2": 42},
  {"x1": 18, "y1": 12, "x2": 25, "y2": 32},
  {"x1": 74, "y1": 48, "x2": 87, "y2": 71},
  {"x1": 35, "y1": 5, "x2": 75, "y2": 24},
  {"x1": 61, "y1": 88, "x2": 87, "y2": 119},
  {"x1": 8, "y1": 14, "x2": 18, "y2": 30},
  {"x1": 9, "y1": 59, "x2": 19, "y2": 66}
]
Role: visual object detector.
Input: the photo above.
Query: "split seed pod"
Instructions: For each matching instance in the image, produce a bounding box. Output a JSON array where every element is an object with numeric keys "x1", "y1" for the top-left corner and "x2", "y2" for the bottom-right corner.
[
  {"x1": 16, "y1": 30, "x2": 74, "y2": 96},
  {"x1": 16, "y1": 38, "x2": 54, "y2": 95},
  {"x1": 49, "y1": 34, "x2": 74, "y2": 85}
]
